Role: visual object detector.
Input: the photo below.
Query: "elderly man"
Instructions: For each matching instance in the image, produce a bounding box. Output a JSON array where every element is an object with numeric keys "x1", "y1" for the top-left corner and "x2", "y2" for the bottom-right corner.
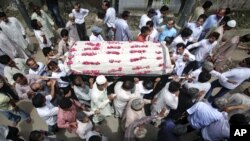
[
  {"x1": 26, "y1": 58, "x2": 47, "y2": 76},
  {"x1": 0, "y1": 55, "x2": 29, "y2": 85},
  {"x1": 89, "y1": 26, "x2": 104, "y2": 41},
  {"x1": 13, "y1": 73, "x2": 47, "y2": 99},
  {"x1": 158, "y1": 18, "x2": 177, "y2": 41},
  {"x1": 91, "y1": 75, "x2": 116, "y2": 117},
  {"x1": 114, "y1": 11, "x2": 133, "y2": 41},
  {"x1": 66, "y1": 13, "x2": 80, "y2": 41},
  {"x1": 113, "y1": 80, "x2": 140, "y2": 118}
]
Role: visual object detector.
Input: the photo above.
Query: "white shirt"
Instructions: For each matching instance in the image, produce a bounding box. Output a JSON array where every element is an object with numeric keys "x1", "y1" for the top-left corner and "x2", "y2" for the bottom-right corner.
[
  {"x1": 85, "y1": 131, "x2": 108, "y2": 141},
  {"x1": 89, "y1": 33, "x2": 104, "y2": 41},
  {"x1": 219, "y1": 67, "x2": 250, "y2": 89},
  {"x1": 72, "y1": 8, "x2": 89, "y2": 24},
  {"x1": 104, "y1": 7, "x2": 116, "y2": 28},
  {"x1": 148, "y1": 28, "x2": 159, "y2": 42},
  {"x1": 76, "y1": 120, "x2": 93, "y2": 139},
  {"x1": 186, "y1": 22, "x2": 203, "y2": 42},
  {"x1": 139, "y1": 14, "x2": 151, "y2": 29},
  {"x1": 73, "y1": 85, "x2": 91, "y2": 101},
  {"x1": 151, "y1": 83, "x2": 178, "y2": 116},
  {"x1": 184, "y1": 81, "x2": 211, "y2": 100},
  {"x1": 29, "y1": 62, "x2": 47, "y2": 76},
  {"x1": 190, "y1": 68, "x2": 221, "y2": 82},
  {"x1": 186, "y1": 39, "x2": 217, "y2": 61},
  {"x1": 152, "y1": 9, "x2": 163, "y2": 27},
  {"x1": 114, "y1": 18, "x2": 132, "y2": 41},
  {"x1": 51, "y1": 63, "x2": 70, "y2": 88},
  {"x1": 170, "y1": 35, "x2": 189, "y2": 50},
  {"x1": 33, "y1": 29, "x2": 52, "y2": 49},
  {"x1": 36, "y1": 95, "x2": 58, "y2": 125}
]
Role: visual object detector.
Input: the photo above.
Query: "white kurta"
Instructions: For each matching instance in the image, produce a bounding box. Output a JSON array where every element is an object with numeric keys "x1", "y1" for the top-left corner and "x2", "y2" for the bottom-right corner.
[
  {"x1": 0, "y1": 17, "x2": 28, "y2": 50},
  {"x1": 76, "y1": 120, "x2": 93, "y2": 139},
  {"x1": 113, "y1": 81, "x2": 140, "y2": 117},
  {"x1": 31, "y1": 10, "x2": 55, "y2": 39},
  {"x1": 139, "y1": 14, "x2": 151, "y2": 29},
  {"x1": 0, "y1": 31, "x2": 27, "y2": 59},
  {"x1": 91, "y1": 83, "x2": 113, "y2": 116}
]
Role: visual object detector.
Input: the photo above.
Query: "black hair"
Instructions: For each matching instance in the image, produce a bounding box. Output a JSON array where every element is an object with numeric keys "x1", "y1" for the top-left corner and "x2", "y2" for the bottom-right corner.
[
  {"x1": 160, "y1": 5, "x2": 169, "y2": 12},
  {"x1": 208, "y1": 32, "x2": 220, "y2": 40},
  {"x1": 176, "y1": 43, "x2": 186, "y2": 49},
  {"x1": 140, "y1": 26, "x2": 150, "y2": 34},
  {"x1": 142, "y1": 79, "x2": 154, "y2": 90},
  {"x1": 146, "y1": 20, "x2": 154, "y2": 28},
  {"x1": 197, "y1": 14, "x2": 207, "y2": 21},
  {"x1": 240, "y1": 34, "x2": 250, "y2": 42},
  {"x1": 13, "y1": 73, "x2": 24, "y2": 81},
  {"x1": 220, "y1": 16, "x2": 231, "y2": 25},
  {"x1": 74, "y1": 2, "x2": 80, "y2": 6},
  {"x1": 121, "y1": 10, "x2": 130, "y2": 19},
  {"x1": 103, "y1": 0, "x2": 111, "y2": 8},
  {"x1": 59, "y1": 97, "x2": 72, "y2": 109},
  {"x1": 47, "y1": 61, "x2": 58, "y2": 70},
  {"x1": 60, "y1": 29, "x2": 69, "y2": 37},
  {"x1": 225, "y1": 7, "x2": 231, "y2": 15},
  {"x1": 202, "y1": 1, "x2": 213, "y2": 9},
  {"x1": 0, "y1": 55, "x2": 11, "y2": 65},
  {"x1": 29, "y1": 130, "x2": 42, "y2": 141},
  {"x1": 229, "y1": 114, "x2": 249, "y2": 125},
  {"x1": 122, "y1": 80, "x2": 135, "y2": 90},
  {"x1": 244, "y1": 57, "x2": 250, "y2": 67},
  {"x1": 168, "y1": 81, "x2": 181, "y2": 93},
  {"x1": 26, "y1": 58, "x2": 35, "y2": 66},
  {"x1": 0, "y1": 75, "x2": 19, "y2": 100},
  {"x1": 89, "y1": 135, "x2": 102, "y2": 141},
  {"x1": 42, "y1": 47, "x2": 53, "y2": 57},
  {"x1": 198, "y1": 71, "x2": 211, "y2": 83},
  {"x1": 0, "y1": 12, "x2": 6, "y2": 18},
  {"x1": 180, "y1": 28, "x2": 193, "y2": 38},
  {"x1": 32, "y1": 93, "x2": 45, "y2": 108},
  {"x1": 31, "y1": 19, "x2": 40, "y2": 30}
]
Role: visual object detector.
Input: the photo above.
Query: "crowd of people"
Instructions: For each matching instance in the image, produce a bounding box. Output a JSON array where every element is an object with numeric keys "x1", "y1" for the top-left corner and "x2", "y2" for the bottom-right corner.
[{"x1": 0, "y1": 0, "x2": 250, "y2": 141}]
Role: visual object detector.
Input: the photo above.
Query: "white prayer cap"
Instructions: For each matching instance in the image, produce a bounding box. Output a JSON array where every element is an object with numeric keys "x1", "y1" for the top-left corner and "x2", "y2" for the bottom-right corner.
[
  {"x1": 96, "y1": 75, "x2": 107, "y2": 85},
  {"x1": 68, "y1": 13, "x2": 74, "y2": 18},
  {"x1": 227, "y1": 20, "x2": 236, "y2": 28}
]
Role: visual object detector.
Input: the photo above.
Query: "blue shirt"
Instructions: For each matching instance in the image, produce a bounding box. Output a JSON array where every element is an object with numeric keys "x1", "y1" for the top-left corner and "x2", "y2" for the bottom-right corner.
[
  {"x1": 159, "y1": 25, "x2": 177, "y2": 41},
  {"x1": 203, "y1": 15, "x2": 222, "y2": 31},
  {"x1": 187, "y1": 101, "x2": 223, "y2": 129},
  {"x1": 157, "y1": 119, "x2": 180, "y2": 141}
]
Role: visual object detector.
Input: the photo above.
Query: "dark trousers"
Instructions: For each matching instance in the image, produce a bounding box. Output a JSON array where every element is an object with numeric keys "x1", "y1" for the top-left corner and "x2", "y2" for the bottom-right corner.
[
  {"x1": 47, "y1": 3, "x2": 65, "y2": 28},
  {"x1": 76, "y1": 23, "x2": 87, "y2": 41},
  {"x1": 204, "y1": 79, "x2": 231, "y2": 103},
  {"x1": 182, "y1": 61, "x2": 202, "y2": 75},
  {"x1": 6, "y1": 126, "x2": 24, "y2": 141}
]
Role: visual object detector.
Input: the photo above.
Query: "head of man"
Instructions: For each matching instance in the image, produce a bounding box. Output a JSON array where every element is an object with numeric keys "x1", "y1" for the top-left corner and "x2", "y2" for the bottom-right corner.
[
  {"x1": 140, "y1": 26, "x2": 151, "y2": 37},
  {"x1": 208, "y1": 32, "x2": 220, "y2": 44},
  {"x1": 146, "y1": 20, "x2": 154, "y2": 31},
  {"x1": 91, "y1": 26, "x2": 102, "y2": 36},
  {"x1": 13, "y1": 73, "x2": 28, "y2": 86},
  {"x1": 176, "y1": 43, "x2": 186, "y2": 55},
  {"x1": 73, "y1": 76, "x2": 84, "y2": 87},
  {"x1": 202, "y1": 61, "x2": 214, "y2": 72},
  {"x1": 0, "y1": 12, "x2": 8, "y2": 23},
  {"x1": 180, "y1": 28, "x2": 193, "y2": 40},
  {"x1": 121, "y1": 10, "x2": 130, "y2": 20},
  {"x1": 225, "y1": 20, "x2": 236, "y2": 30},
  {"x1": 216, "y1": 8, "x2": 226, "y2": 20},
  {"x1": 59, "y1": 97, "x2": 73, "y2": 111},
  {"x1": 96, "y1": 75, "x2": 108, "y2": 91},
  {"x1": 147, "y1": 9, "x2": 157, "y2": 18},
  {"x1": 74, "y1": 2, "x2": 81, "y2": 12},
  {"x1": 32, "y1": 93, "x2": 46, "y2": 108},
  {"x1": 33, "y1": 5, "x2": 42, "y2": 16},
  {"x1": 160, "y1": 5, "x2": 169, "y2": 17},
  {"x1": 47, "y1": 61, "x2": 60, "y2": 72},
  {"x1": 30, "y1": 82, "x2": 45, "y2": 92},
  {"x1": 102, "y1": 0, "x2": 111, "y2": 10},
  {"x1": 239, "y1": 57, "x2": 250, "y2": 68},
  {"x1": 60, "y1": 29, "x2": 69, "y2": 41},
  {"x1": 26, "y1": 58, "x2": 39, "y2": 71},
  {"x1": 31, "y1": 19, "x2": 43, "y2": 30},
  {"x1": 122, "y1": 80, "x2": 135, "y2": 92},
  {"x1": 198, "y1": 71, "x2": 211, "y2": 83},
  {"x1": 42, "y1": 47, "x2": 54, "y2": 57},
  {"x1": 0, "y1": 55, "x2": 16, "y2": 67},
  {"x1": 202, "y1": 1, "x2": 213, "y2": 11},
  {"x1": 166, "y1": 18, "x2": 175, "y2": 29},
  {"x1": 168, "y1": 81, "x2": 181, "y2": 95},
  {"x1": 68, "y1": 13, "x2": 75, "y2": 23},
  {"x1": 196, "y1": 14, "x2": 207, "y2": 27},
  {"x1": 29, "y1": 130, "x2": 45, "y2": 141}
]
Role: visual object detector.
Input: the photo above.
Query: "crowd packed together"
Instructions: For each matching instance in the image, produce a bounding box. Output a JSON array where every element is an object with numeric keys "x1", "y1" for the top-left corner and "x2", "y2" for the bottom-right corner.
[{"x1": 0, "y1": 0, "x2": 250, "y2": 141}]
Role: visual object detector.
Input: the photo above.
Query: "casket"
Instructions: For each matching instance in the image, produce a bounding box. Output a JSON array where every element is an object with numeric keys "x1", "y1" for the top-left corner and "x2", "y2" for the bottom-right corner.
[{"x1": 65, "y1": 41, "x2": 173, "y2": 76}]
